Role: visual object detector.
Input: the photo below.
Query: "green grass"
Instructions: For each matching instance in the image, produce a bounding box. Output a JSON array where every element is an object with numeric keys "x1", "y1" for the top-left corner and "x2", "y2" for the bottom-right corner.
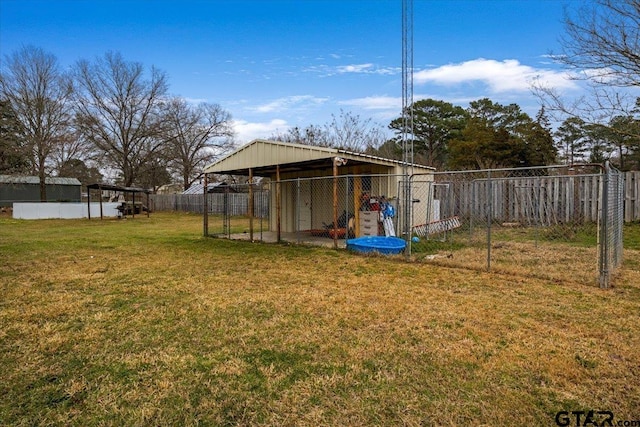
[
  {"x1": 1, "y1": 213, "x2": 639, "y2": 426},
  {"x1": 409, "y1": 222, "x2": 640, "y2": 285},
  {"x1": 624, "y1": 222, "x2": 640, "y2": 251}
]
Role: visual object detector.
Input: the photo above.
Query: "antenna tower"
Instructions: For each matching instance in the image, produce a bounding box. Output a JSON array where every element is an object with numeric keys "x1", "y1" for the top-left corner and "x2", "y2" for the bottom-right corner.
[{"x1": 401, "y1": 0, "x2": 414, "y2": 238}]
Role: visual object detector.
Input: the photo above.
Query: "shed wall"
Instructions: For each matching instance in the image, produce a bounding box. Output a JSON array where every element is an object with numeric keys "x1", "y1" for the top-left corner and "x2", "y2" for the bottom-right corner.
[
  {"x1": 268, "y1": 172, "x2": 429, "y2": 234},
  {"x1": 0, "y1": 183, "x2": 81, "y2": 207}
]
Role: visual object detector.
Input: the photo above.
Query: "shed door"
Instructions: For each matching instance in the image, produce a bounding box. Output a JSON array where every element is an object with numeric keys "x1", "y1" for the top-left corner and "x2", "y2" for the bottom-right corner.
[{"x1": 297, "y1": 180, "x2": 312, "y2": 231}]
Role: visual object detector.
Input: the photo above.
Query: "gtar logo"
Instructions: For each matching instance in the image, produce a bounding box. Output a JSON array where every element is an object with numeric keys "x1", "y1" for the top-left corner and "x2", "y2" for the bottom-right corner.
[{"x1": 555, "y1": 411, "x2": 614, "y2": 427}]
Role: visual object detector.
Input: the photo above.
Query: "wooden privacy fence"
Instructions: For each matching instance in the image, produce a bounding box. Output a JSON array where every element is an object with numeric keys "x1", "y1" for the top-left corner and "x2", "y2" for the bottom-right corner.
[
  {"x1": 626, "y1": 171, "x2": 640, "y2": 222},
  {"x1": 444, "y1": 175, "x2": 603, "y2": 224},
  {"x1": 150, "y1": 192, "x2": 269, "y2": 217},
  {"x1": 432, "y1": 170, "x2": 639, "y2": 224},
  {"x1": 150, "y1": 171, "x2": 639, "y2": 222}
]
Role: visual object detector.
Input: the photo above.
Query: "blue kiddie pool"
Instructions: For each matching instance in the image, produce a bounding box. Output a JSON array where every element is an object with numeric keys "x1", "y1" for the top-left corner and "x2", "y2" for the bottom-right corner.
[{"x1": 346, "y1": 236, "x2": 406, "y2": 255}]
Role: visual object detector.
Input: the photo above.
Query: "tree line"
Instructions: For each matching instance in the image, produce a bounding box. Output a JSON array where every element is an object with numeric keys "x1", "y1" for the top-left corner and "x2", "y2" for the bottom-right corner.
[
  {"x1": 268, "y1": 97, "x2": 639, "y2": 172},
  {"x1": 2, "y1": 0, "x2": 639, "y2": 201},
  {"x1": 270, "y1": 0, "x2": 640, "y2": 172},
  {"x1": 1, "y1": 49, "x2": 234, "y2": 200}
]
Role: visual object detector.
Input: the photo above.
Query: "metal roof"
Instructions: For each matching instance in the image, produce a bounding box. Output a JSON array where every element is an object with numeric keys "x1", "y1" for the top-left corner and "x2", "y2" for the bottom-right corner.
[
  {"x1": 86, "y1": 183, "x2": 150, "y2": 193},
  {"x1": 203, "y1": 139, "x2": 434, "y2": 176},
  {"x1": 0, "y1": 175, "x2": 81, "y2": 186},
  {"x1": 182, "y1": 182, "x2": 230, "y2": 194}
]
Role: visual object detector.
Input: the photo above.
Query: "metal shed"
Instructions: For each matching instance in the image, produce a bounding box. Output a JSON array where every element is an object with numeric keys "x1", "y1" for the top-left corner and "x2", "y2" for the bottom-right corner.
[
  {"x1": 202, "y1": 139, "x2": 434, "y2": 243},
  {"x1": 0, "y1": 175, "x2": 81, "y2": 207}
]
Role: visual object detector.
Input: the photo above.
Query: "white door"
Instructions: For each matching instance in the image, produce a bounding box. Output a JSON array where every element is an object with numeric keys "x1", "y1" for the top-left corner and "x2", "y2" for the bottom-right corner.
[{"x1": 296, "y1": 180, "x2": 312, "y2": 231}]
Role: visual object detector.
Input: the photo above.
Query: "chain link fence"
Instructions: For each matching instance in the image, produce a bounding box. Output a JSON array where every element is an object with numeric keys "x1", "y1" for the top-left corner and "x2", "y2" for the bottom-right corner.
[
  {"x1": 599, "y1": 163, "x2": 625, "y2": 288},
  {"x1": 408, "y1": 163, "x2": 624, "y2": 287},
  {"x1": 201, "y1": 184, "x2": 270, "y2": 240},
  {"x1": 199, "y1": 164, "x2": 624, "y2": 287},
  {"x1": 203, "y1": 175, "x2": 404, "y2": 248}
]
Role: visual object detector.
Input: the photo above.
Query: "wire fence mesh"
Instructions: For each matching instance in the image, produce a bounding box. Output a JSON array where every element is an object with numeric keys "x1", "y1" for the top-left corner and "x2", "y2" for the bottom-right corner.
[
  {"x1": 408, "y1": 164, "x2": 624, "y2": 287},
  {"x1": 599, "y1": 163, "x2": 625, "y2": 288},
  {"x1": 196, "y1": 164, "x2": 625, "y2": 287}
]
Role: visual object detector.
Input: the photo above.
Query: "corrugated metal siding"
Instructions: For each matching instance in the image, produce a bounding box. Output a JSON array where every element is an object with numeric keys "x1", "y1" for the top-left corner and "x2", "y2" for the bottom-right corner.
[
  {"x1": 204, "y1": 140, "x2": 435, "y2": 175},
  {"x1": 205, "y1": 140, "x2": 339, "y2": 173},
  {"x1": 0, "y1": 181, "x2": 81, "y2": 207},
  {"x1": 0, "y1": 175, "x2": 81, "y2": 186}
]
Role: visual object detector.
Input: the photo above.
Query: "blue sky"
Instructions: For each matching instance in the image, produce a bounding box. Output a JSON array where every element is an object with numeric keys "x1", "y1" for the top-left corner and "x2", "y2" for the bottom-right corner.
[{"x1": 1, "y1": 0, "x2": 579, "y2": 144}]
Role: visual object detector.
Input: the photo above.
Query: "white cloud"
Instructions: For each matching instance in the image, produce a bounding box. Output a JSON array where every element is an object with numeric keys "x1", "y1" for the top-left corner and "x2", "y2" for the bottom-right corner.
[
  {"x1": 232, "y1": 119, "x2": 289, "y2": 144},
  {"x1": 183, "y1": 97, "x2": 208, "y2": 104},
  {"x1": 336, "y1": 63, "x2": 399, "y2": 75},
  {"x1": 252, "y1": 95, "x2": 329, "y2": 113},
  {"x1": 339, "y1": 96, "x2": 401, "y2": 110},
  {"x1": 414, "y1": 58, "x2": 578, "y2": 93},
  {"x1": 337, "y1": 63, "x2": 375, "y2": 73},
  {"x1": 304, "y1": 63, "x2": 399, "y2": 77}
]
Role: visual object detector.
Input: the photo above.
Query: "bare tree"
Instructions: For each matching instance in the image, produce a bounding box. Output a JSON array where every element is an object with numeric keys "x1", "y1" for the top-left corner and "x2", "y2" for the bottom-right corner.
[
  {"x1": 162, "y1": 97, "x2": 235, "y2": 191},
  {"x1": 73, "y1": 52, "x2": 168, "y2": 187},
  {"x1": 325, "y1": 109, "x2": 386, "y2": 153},
  {"x1": 270, "y1": 110, "x2": 386, "y2": 153},
  {"x1": 0, "y1": 46, "x2": 74, "y2": 200},
  {"x1": 560, "y1": 0, "x2": 640, "y2": 88},
  {"x1": 534, "y1": 0, "x2": 640, "y2": 130},
  {"x1": 269, "y1": 124, "x2": 330, "y2": 146},
  {"x1": 49, "y1": 130, "x2": 96, "y2": 175}
]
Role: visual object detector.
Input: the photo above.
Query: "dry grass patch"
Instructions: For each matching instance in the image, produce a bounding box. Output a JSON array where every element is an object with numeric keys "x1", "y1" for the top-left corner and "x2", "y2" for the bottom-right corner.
[
  {"x1": 410, "y1": 225, "x2": 624, "y2": 286},
  {"x1": 1, "y1": 213, "x2": 639, "y2": 426},
  {"x1": 415, "y1": 239, "x2": 601, "y2": 285}
]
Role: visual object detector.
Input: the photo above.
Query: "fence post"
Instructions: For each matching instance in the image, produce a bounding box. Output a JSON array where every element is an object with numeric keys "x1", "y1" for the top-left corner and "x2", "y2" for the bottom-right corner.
[
  {"x1": 203, "y1": 174, "x2": 209, "y2": 237},
  {"x1": 487, "y1": 169, "x2": 492, "y2": 272},
  {"x1": 249, "y1": 169, "x2": 254, "y2": 242},
  {"x1": 345, "y1": 175, "x2": 350, "y2": 244},
  {"x1": 297, "y1": 177, "x2": 301, "y2": 244},
  {"x1": 333, "y1": 159, "x2": 339, "y2": 250},
  {"x1": 599, "y1": 162, "x2": 610, "y2": 288}
]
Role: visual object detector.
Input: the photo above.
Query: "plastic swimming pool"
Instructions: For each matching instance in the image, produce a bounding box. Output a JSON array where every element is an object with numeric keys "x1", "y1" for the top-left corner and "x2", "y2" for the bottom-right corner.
[{"x1": 346, "y1": 236, "x2": 406, "y2": 255}]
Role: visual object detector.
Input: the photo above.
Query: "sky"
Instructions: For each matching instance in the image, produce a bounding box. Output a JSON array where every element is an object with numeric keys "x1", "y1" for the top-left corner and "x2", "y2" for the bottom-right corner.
[{"x1": 0, "y1": 0, "x2": 582, "y2": 145}]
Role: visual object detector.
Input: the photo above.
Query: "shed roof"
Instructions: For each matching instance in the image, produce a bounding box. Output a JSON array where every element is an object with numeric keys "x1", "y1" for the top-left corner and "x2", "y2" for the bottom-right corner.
[
  {"x1": 182, "y1": 182, "x2": 233, "y2": 194},
  {"x1": 0, "y1": 175, "x2": 81, "y2": 186},
  {"x1": 86, "y1": 183, "x2": 150, "y2": 194},
  {"x1": 203, "y1": 139, "x2": 434, "y2": 176}
]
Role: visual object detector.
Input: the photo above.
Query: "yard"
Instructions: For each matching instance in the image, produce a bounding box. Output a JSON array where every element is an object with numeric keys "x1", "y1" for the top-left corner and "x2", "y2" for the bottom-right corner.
[{"x1": 1, "y1": 212, "x2": 639, "y2": 426}]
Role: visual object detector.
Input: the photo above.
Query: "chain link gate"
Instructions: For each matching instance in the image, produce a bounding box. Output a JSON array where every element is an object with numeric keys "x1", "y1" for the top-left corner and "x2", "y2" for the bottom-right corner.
[{"x1": 203, "y1": 182, "x2": 270, "y2": 240}]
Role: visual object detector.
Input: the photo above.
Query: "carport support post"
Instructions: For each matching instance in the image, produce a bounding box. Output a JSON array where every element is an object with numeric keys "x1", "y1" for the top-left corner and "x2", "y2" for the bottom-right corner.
[
  {"x1": 333, "y1": 158, "x2": 338, "y2": 250},
  {"x1": 99, "y1": 185, "x2": 104, "y2": 220},
  {"x1": 249, "y1": 168, "x2": 254, "y2": 242},
  {"x1": 203, "y1": 173, "x2": 209, "y2": 237},
  {"x1": 276, "y1": 165, "x2": 281, "y2": 243},
  {"x1": 87, "y1": 188, "x2": 91, "y2": 219}
]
